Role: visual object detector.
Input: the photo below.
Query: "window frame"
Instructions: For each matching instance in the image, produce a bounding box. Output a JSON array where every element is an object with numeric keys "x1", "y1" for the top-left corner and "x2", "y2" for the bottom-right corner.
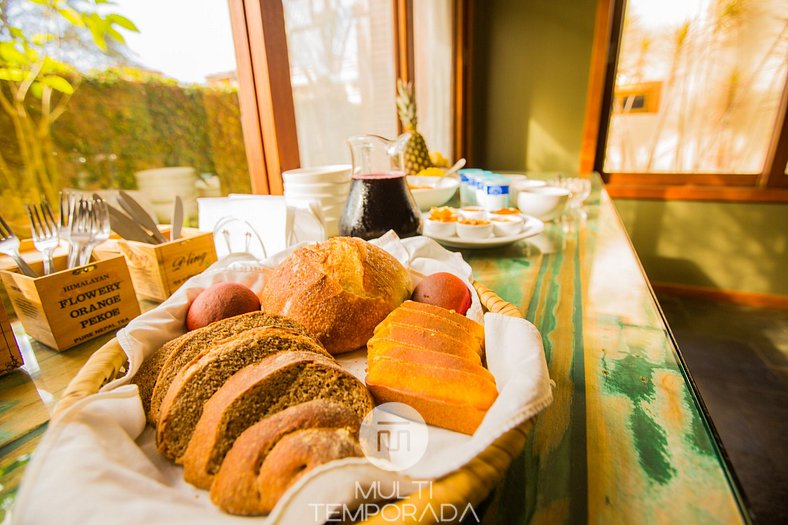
[
  {"x1": 228, "y1": 0, "x2": 467, "y2": 194},
  {"x1": 581, "y1": 0, "x2": 788, "y2": 203}
]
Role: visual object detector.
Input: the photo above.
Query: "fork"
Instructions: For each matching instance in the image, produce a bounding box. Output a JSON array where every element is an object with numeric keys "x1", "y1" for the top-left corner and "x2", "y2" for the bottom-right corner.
[
  {"x1": 68, "y1": 198, "x2": 93, "y2": 268},
  {"x1": 0, "y1": 214, "x2": 38, "y2": 277},
  {"x1": 78, "y1": 197, "x2": 110, "y2": 265},
  {"x1": 60, "y1": 191, "x2": 77, "y2": 266},
  {"x1": 26, "y1": 200, "x2": 59, "y2": 275}
]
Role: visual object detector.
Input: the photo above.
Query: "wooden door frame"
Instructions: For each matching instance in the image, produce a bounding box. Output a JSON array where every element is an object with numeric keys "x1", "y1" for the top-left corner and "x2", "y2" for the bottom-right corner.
[{"x1": 228, "y1": 0, "x2": 299, "y2": 195}]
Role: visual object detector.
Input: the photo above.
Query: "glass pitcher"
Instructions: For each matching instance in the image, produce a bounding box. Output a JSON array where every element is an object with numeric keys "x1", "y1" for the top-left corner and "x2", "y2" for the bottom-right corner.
[{"x1": 339, "y1": 134, "x2": 423, "y2": 240}]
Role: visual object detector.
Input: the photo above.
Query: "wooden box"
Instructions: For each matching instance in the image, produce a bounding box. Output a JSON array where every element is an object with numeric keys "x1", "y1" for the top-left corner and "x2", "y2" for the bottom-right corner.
[
  {"x1": 0, "y1": 302, "x2": 22, "y2": 375},
  {"x1": 0, "y1": 255, "x2": 141, "y2": 351},
  {"x1": 97, "y1": 228, "x2": 217, "y2": 302}
]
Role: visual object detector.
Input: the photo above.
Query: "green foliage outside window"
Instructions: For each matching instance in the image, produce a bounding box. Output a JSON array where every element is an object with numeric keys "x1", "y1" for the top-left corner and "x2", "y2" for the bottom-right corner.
[{"x1": 0, "y1": 1, "x2": 250, "y2": 235}]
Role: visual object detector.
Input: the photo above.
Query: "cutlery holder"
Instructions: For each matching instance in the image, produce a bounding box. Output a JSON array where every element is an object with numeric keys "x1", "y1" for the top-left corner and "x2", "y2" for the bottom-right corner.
[
  {"x1": 0, "y1": 255, "x2": 140, "y2": 351},
  {"x1": 0, "y1": 302, "x2": 22, "y2": 375},
  {"x1": 97, "y1": 228, "x2": 217, "y2": 302}
]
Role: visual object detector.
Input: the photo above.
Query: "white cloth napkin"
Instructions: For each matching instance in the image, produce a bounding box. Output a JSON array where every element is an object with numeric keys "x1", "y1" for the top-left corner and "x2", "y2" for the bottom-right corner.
[{"x1": 12, "y1": 233, "x2": 553, "y2": 525}]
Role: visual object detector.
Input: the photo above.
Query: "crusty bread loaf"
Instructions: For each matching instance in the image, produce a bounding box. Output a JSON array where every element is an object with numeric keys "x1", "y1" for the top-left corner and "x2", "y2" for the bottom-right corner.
[
  {"x1": 156, "y1": 328, "x2": 330, "y2": 461},
  {"x1": 147, "y1": 311, "x2": 313, "y2": 425},
  {"x1": 181, "y1": 354, "x2": 372, "y2": 489},
  {"x1": 260, "y1": 237, "x2": 412, "y2": 354},
  {"x1": 209, "y1": 400, "x2": 362, "y2": 515}
]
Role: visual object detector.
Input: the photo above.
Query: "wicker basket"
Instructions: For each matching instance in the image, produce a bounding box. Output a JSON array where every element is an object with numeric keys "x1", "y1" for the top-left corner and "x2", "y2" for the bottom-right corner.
[{"x1": 53, "y1": 281, "x2": 533, "y2": 524}]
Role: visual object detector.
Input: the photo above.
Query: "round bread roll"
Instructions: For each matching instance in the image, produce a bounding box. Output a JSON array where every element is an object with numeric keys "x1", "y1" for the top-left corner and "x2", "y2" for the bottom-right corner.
[{"x1": 260, "y1": 237, "x2": 412, "y2": 354}]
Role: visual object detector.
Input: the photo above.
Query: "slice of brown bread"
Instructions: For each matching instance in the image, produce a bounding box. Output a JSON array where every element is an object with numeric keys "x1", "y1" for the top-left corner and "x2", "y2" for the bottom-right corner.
[
  {"x1": 180, "y1": 352, "x2": 372, "y2": 488},
  {"x1": 147, "y1": 311, "x2": 313, "y2": 425},
  {"x1": 213, "y1": 427, "x2": 362, "y2": 516},
  {"x1": 132, "y1": 339, "x2": 178, "y2": 417},
  {"x1": 189, "y1": 398, "x2": 361, "y2": 492},
  {"x1": 156, "y1": 330, "x2": 333, "y2": 461}
]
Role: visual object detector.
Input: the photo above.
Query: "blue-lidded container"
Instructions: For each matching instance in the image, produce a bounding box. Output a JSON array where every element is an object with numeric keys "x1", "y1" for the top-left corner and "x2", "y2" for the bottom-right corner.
[
  {"x1": 458, "y1": 168, "x2": 486, "y2": 206},
  {"x1": 483, "y1": 175, "x2": 510, "y2": 211},
  {"x1": 475, "y1": 171, "x2": 495, "y2": 208}
]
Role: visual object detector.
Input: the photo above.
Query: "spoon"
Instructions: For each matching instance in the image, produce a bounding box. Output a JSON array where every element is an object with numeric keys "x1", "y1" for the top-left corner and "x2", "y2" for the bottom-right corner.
[{"x1": 442, "y1": 158, "x2": 466, "y2": 178}]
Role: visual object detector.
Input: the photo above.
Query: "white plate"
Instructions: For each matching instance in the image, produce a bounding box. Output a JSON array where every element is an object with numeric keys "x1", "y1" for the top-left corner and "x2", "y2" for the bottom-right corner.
[{"x1": 423, "y1": 214, "x2": 544, "y2": 248}]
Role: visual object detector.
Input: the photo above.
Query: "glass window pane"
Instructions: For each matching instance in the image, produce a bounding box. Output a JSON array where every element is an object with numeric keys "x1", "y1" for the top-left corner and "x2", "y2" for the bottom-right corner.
[
  {"x1": 604, "y1": 0, "x2": 788, "y2": 173},
  {"x1": 413, "y1": 0, "x2": 454, "y2": 160},
  {"x1": 0, "y1": 0, "x2": 248, "y2": 231},
  {"x1": 282, "y1": 0, "x2": 397, "y2": 167}
]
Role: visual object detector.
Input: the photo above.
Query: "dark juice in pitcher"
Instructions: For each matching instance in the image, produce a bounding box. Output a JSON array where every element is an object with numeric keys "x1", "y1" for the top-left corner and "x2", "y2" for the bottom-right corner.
[{"x1": 339, "y1": 172, "x2": 423, "y2": 240}]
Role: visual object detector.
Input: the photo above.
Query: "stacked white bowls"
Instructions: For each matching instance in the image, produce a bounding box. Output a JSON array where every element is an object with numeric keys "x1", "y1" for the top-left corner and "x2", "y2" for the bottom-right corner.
[
  {"x1": 135, "y1": 167, "x2": 198, "y2": 223},
  {"x1": 282, "y1": 165, "x2": 352, "y2": 237}
]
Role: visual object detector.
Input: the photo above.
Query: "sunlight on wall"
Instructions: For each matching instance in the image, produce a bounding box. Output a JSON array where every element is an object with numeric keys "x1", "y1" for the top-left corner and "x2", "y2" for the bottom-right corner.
[{"x1": 616, "y1": 199, "x2": 788, "y2": 295}]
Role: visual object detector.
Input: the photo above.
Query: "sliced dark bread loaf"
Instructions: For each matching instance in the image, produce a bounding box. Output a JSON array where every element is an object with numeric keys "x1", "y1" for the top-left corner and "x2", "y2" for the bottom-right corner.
[
  {"x1": 147, "y1": 311, "x2": 313, "y2": 424},
  {"x1": 213, "y1": 426, "x2": 362, "y2": 515},
  {"x1": 132, "y1": 338, "x2": 178, "y2": 417},
  {"x1": 181, "y1": 356, "x2": 372, "y2": 489},
  {"x1": 156, "y1": 328, "x2": 331, "y2": 461}
]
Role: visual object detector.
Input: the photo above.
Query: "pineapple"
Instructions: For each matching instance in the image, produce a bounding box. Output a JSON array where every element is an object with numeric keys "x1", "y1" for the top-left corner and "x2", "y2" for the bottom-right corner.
[{"x1": 396, "y1": 79, "x2": 432, "y2": 175}]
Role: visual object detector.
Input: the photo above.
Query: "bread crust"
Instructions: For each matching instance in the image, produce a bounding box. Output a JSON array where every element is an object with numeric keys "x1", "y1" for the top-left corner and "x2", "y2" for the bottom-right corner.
[
  {"x1": 148, "y1": 311, "x2": 313, "y2": 425},
  {"x1": 156, "y1": 330, "x2": 330, "y2": 461},
  {"x1": 209, "y1": 401, "x2": 361, "y2": 515},
  {"x1": 257, "y1": 429, "x2": 361, "y2": 514},
  {"x1": 260, "y1": 237, "x2": 412, "y2": 354},
  {"x1": 180, "y1": 353, "x2": 371, "y2": 489}
]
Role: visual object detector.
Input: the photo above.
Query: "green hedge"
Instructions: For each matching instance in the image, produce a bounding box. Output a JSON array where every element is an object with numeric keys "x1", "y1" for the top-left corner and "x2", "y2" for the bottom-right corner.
[{"x1": 0, "y1": 68, "x2": 251, "y2": 230}]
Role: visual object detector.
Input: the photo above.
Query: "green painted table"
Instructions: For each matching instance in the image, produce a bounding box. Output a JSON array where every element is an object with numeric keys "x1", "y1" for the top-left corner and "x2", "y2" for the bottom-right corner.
[{"x1": 0, "y1": 179, "x2": 749, "y2": 523}]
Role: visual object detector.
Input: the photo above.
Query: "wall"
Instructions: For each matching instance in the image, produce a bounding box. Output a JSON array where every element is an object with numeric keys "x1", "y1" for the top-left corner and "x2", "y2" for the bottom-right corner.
[
  {"x1": 470, "y1": 0, "x2": 597, "y2": 171},
  {"x1": 470, "y1": 0, "x2": 788, "y2": 297},
  {"x1": 614, "y1": 200, "x2": 788, "y2": 296}
]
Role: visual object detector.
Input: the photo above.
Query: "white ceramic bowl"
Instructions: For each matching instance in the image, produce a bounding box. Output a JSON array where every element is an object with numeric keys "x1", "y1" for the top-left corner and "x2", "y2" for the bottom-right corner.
[
  {"x1": 517, "y1": 186, "x2": 570, "y2": 221},
  {"x1": 424, "y1": 218, "x2": 457, "y2": 237},
  {"x1": 512, "y1": 179, "x2": 547, "y2": 191},
  {"x1": 509, "y1": 178, "x2": 545, "y2": 203},
  {"x1": 491, "y1": 215, "x2": 524, "y2": 236},
  {"x1": 456, "y1": 219, "x2": 493, "y2": 239},
  {"x1": 282, "y1": 165, "x2": 351, "y2": 184},
  {"x1": 459, "y1": 206, "x2": 487, "y2": 221},
  {"x1": 407, "y1": 176, "x2": 459, "y2": 211}
]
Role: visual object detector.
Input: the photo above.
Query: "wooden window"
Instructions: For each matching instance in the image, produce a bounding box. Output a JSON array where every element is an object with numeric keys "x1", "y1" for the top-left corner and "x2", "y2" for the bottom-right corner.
[
  {"x1": 228, "y1": 0, "x2": 465, "y2": 194},
  {"x1": 582, "y1": 0, "x2": 788, "y2": 203}
]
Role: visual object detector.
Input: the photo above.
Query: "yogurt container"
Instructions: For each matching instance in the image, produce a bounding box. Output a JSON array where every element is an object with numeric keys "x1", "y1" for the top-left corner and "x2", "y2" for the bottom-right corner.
[{"x1": 483, "y1": 176, "x2": 510, "y2": 211}]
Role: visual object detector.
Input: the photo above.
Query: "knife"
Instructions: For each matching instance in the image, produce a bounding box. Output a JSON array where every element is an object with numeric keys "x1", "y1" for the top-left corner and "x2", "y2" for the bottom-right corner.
[
  {"x1": 117, "y1": 190, "x2": 167, "y2": 244},
  {"x1": 170, "y1": 196, "x2": 183, "y2": 241},
  {"x1": 106, "y1": 203, "x2": 160, "y2": 244}
]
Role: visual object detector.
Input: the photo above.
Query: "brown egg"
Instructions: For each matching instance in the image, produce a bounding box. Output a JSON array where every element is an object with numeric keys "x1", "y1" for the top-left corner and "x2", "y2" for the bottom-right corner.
[
  {"x1": 411, "y1": 272, "x2": 472, "y2": 315},
  {"x1": 186, "y1": 282, "x2": 261, "y2": 331}
]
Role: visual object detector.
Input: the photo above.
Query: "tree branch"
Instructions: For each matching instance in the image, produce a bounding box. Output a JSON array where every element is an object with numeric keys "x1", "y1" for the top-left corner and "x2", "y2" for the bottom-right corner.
[{"x1": 16, "y1": 60, "x2": 44, "y2": 103}]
